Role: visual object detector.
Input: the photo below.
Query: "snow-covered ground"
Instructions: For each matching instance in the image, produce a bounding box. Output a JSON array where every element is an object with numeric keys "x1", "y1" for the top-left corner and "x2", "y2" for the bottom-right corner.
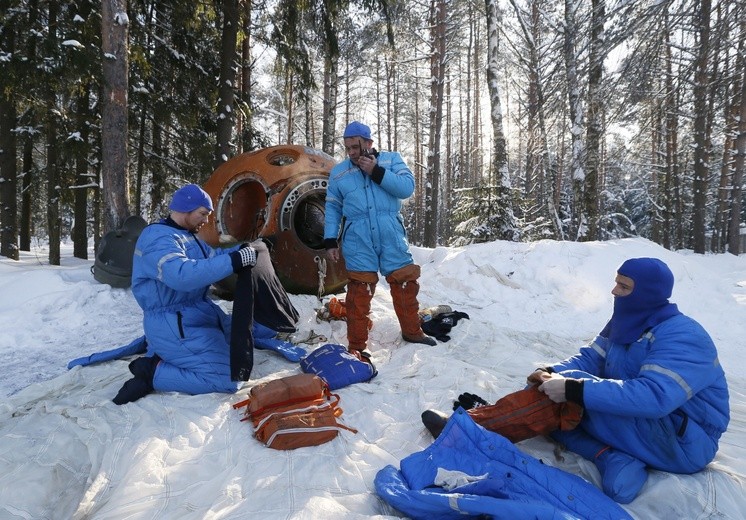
[{"x1": 1, "y1": 237, "x2": 744, "y2": 519}]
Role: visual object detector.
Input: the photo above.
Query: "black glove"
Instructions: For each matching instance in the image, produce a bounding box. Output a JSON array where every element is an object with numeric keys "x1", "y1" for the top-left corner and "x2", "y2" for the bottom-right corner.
[
  {"x1": 442, "y1": 311, "x2": 470, "y2": 326},
  {"x1": 421, "y1": 311, "x2": 470, "y2": 342},
  {"x1": 230, "y1": 244, "x2": 257, "y2": 272},
  {"x1": 421, "y1": 319, "x2": 452, "y2": 342},
  {"x1": 453, "y1": 392, "x2": 489, "y2": 411}
]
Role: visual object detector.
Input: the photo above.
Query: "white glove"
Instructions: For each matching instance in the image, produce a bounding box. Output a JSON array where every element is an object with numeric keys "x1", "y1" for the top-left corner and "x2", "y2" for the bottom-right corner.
[{"x1": 539, "y1": 374, "x2": 567, "y2": 403}]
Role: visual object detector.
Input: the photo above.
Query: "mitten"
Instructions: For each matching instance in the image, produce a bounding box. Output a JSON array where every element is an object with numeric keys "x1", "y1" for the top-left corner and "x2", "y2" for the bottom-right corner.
[
  {"x1": 230, "y1": 244, "x2": 257, "y2": 272},
  {"x1": 453, "y1": 392, "x2": 489, "y2": 411}
]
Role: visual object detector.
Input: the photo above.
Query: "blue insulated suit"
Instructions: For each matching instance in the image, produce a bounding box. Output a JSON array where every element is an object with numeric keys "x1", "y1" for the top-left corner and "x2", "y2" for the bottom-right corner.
[
  {"x1": 552, "y1": 315, "x2": 729, "y2": 474},
  {"x1": 131, "y1": 220, "x2": 241, "y2": 395},
  {"x1": 375, "y1": 409, "x2": 633, "y2": 520},
  {"x1": 323, "y1": 151, "x2": 415, "y2": 276}
]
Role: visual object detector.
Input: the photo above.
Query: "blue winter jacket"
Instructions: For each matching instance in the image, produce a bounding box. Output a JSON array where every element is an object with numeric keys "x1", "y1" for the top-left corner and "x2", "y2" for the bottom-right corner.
[
  {"x1": 323, "y1": 151, "x2": 415, "y2": 276},
  {"x1": 375, "y1": 409, "x2": 633, "y2": 520},
  {"x1": 552, "y1": 314, "x2": 729, "y2": 473},
  {"x1": 131, "y1": 220, "x2": 241, "y2": 395}
]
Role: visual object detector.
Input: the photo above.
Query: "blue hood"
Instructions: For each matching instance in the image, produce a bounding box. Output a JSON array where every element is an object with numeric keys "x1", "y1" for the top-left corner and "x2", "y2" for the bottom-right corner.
[{"x1": 603, "y1": 257, "x2": 681, "y2": 344}]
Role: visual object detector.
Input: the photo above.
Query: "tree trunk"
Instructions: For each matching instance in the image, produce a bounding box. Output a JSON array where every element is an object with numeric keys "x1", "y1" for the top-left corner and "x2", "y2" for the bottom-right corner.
[
  {"x1": 564, "y1": 0, "x2": 584, "y2": 240},
  {"x1": 727, "y1": 18, "x2": 746, "y2": 255},
  {"x1": 46, "y1": 1, "x2": 60, "y2": 265},
  {"x1": 424, "y1": 0, "x2": 446, "y2": 247},
  {"x1": 663, "y1": 22, "x2": 678, "y2": 251},
  {"x1": 413, "y1": 63, "x2": 423, "y2": 241},
  {"x1": 215, "y1": 0, "x2": 238, "y2": 168},
  {"x1": 20, "y1": 134, "x2": 33, "y2": 252},
  {"x1": 134, "y1": 101, "x2": 147, "y2": 215},
  {"x1": 485, "y1": 0, "x2": 515, "y2": 241},
  {"x1": 285, "y1": 69, "x2": 293, "y2": 144},
  {"x1": 691, "y1": 0, "x2": 711, "y2": 253},
  {"x1": 321, "y1": 53, "x2": 338, "y2": 156},
  {"x1": 101, "y1": 0, "x2": 130, "y2": 233},
  {"x1": 0, "y1": 85, "x2": 18, "y2": 260},
  {"x1": 713, "y1": 28, "x2": 739, "y2": 253},
  {"x1": 582, "y1": 0, "x2": 605, "y2": 241},
  {"x1": 149, "y1": 113, "x2": 166, "y2": 219},
  {"x1": 73, "y1": 89, "x2": 91, "y2": 260},
  {"x1": 239, "y1": 1, "x2": 252, "y2": 152}
]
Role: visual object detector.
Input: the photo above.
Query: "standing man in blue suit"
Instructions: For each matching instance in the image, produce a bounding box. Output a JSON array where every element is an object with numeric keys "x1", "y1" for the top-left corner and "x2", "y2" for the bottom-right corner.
[
  {"x1": 113, "y1": 184, "x2": 257, "y2": 404},
  {"x1": 324, "y1": 121, "x2": 436, "y2": 365}
]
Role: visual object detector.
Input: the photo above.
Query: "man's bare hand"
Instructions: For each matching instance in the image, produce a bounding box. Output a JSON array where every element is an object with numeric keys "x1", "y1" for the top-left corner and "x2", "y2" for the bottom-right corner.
[
  {"x1": 527, "y1": 369, "x2": 552, "y2": 386},
  {"x1": 327, "y1": 247, "x2": 340, "y2": 262},
  {"x1": 357, "y1": 155, "x2": 377, "y2": 175}
]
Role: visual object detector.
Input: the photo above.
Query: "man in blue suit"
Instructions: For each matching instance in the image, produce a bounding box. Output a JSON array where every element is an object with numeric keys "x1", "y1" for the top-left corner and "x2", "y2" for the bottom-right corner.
[
  {"x1": 425, "y1": 258, "x2": 730, "y2": 504},
  {"x1": 113, "y1": 184, "x2": 257, "y2": 404},
  {"x1": 324, "y1": 121, "x2": 436, "y2": 364}
]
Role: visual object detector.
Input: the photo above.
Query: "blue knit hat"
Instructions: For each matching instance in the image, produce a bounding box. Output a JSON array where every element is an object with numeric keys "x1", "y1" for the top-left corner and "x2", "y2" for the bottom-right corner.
[
  {"x1": 169, "y1": 184, "x2": 214, "y2": 212},
  {"x1": 343, "y1": 121, "x2": 371, "y2": 140}
]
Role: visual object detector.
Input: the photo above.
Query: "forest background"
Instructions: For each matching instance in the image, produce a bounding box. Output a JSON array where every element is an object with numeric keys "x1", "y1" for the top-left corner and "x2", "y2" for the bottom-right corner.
[{"x1": 1, "y1": 0, "x2": 745, "y2": 265}]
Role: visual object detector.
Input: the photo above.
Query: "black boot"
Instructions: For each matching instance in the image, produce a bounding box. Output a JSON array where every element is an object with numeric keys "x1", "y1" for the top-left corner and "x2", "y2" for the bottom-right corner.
[
  {"x1": 421, "y1": 409, "x2": 450, "y2": 439},
  {"x1": 113, "y1": 355, "x2": 160, "y2": 405},
  {"x1": 403, "y1": 333, "x2": 437, "y2": 346}
]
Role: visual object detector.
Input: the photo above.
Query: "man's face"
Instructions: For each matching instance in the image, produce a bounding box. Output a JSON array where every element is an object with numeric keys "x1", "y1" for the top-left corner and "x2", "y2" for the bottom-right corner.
[
  {"x1": 612, "y1": 274, "x2": 635, "y2": 297},
  {"x1": 343, "y1": 137, "x2": 372, "y2": 165},
  {"x1": 185, "y1": 207, "x2": 212, "y2": 232}
]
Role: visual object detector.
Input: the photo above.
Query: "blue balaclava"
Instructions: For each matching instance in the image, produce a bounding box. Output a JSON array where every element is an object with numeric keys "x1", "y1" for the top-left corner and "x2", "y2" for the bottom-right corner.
[{"x1": 603, "y1": 257, "x2": 681, "y2": 344}]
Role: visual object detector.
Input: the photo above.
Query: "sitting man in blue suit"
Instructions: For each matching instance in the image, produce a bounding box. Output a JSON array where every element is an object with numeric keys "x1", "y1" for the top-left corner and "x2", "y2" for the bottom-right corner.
[
  {"x1": 424, "y1": 258, "x2": 730, "y2": 504},
  {"x1": 113, "y1": 184, "x2": 257, "y2": 404}
]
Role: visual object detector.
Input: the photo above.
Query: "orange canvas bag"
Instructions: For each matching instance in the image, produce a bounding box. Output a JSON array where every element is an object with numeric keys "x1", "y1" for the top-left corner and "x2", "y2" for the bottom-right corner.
[{"x1": 233, "y1": 373, "x2": 357, "y2": 450}]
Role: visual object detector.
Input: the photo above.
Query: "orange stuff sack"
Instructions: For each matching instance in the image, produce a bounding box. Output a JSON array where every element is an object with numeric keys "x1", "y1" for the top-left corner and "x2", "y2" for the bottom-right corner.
[
  {"x1": 467, "y1": 386, "x2": 583, "y2": 443},
  {"x1": 327, "y1": 296, "x2": 347, "y2": 319},
  {"x1": 233, "y1": 373, "x2": 356, "y2": 450}
]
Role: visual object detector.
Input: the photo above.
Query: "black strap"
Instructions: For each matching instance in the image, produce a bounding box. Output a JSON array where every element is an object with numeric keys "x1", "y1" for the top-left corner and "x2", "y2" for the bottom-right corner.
[{"x1": 230, "y1": 266, "x2": 255, "y2": 381}]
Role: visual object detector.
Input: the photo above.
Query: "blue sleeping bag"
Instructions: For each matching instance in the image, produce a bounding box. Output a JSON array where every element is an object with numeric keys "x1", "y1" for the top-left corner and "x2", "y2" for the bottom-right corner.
[{"x1": 375, "y1": 409, "x2": 632, "y2": 520}]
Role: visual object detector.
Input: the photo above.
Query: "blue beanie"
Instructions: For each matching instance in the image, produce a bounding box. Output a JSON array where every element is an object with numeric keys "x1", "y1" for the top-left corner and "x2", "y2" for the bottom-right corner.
[
  {"x1": 169, "y1": 184, "x2": 214, "y2": 213},
  {"x1": 343, "y1": 121, "x2": 371, "y2": 140}
]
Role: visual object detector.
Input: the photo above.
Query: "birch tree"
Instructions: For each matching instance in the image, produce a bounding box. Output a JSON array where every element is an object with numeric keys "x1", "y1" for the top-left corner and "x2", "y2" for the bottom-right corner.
[{"x1": 484, "y1": 0, "x2": 517, "y2": 240}]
